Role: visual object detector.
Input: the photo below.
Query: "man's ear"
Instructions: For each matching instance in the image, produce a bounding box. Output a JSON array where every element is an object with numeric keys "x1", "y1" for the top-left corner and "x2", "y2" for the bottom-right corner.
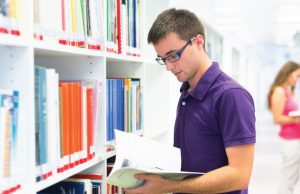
[{"x1": 194, "y1": 34, "x2": 205, "y2": 49}]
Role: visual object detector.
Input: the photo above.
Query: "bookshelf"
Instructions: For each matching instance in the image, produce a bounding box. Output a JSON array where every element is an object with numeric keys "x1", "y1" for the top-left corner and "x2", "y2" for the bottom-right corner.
[{"x1": 0, "y1": 0, "x2": 171, "y2": 194}]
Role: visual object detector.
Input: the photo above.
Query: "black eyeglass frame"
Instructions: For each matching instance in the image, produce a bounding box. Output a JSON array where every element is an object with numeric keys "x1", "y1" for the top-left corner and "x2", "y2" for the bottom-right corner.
[{"x1": 155, "y1": 37, "x2": 195, "y2": 65}]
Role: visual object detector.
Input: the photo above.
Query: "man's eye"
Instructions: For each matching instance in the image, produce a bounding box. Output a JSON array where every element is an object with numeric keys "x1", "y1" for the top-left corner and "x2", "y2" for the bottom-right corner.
[{"x1": 167, "y1": 54, "x2": 178, "y2": 60}]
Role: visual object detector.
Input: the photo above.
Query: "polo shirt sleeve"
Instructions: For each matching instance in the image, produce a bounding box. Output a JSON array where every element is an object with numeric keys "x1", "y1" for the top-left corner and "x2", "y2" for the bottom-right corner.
[{"x1": 217, "y1": 88, "x2": 256, "y2": 147}]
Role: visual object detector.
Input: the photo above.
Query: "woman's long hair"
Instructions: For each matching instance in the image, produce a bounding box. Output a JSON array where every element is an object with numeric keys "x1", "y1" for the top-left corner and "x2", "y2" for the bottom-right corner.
[{"x1": 267, "y1": 61, "x2": 300, "y2": 109}]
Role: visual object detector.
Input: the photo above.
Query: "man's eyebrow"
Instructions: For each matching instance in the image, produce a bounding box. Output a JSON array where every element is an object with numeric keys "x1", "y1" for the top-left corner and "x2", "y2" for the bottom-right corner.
[{"x1": 157, "y1": 49, "x2": 177, "y2": 58}]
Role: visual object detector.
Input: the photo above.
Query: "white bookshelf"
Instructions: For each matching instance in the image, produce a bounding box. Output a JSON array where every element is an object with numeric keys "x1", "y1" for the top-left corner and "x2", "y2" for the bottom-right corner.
[
  {"x1": 0, "y1": 0, "x2": 171, "y2": 194},
  {"x1": 35, "y1": 154, "x2": 106, "y2": 193}
]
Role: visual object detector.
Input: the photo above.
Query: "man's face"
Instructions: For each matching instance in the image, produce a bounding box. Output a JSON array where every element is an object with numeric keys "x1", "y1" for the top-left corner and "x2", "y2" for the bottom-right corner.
[{"x1": 153, "y1": 33, "x2": 200, "y2": 83}]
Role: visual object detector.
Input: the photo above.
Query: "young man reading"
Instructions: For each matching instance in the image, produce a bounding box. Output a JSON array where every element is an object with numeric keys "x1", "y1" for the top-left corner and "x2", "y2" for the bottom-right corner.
[{"x1": 125, "y1": 8, "x2": 256, "y2": 194}]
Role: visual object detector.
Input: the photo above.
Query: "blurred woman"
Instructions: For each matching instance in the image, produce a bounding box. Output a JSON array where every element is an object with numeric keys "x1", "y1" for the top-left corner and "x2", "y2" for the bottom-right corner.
[{"x1": 267, "y1": 60, "x2": 300, "y2": 194}]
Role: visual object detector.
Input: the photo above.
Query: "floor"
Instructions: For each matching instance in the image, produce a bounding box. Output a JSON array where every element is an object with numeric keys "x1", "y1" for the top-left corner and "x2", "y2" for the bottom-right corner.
[{"x1": 249, "y1": 111, "x2": 300, "y2": 194}]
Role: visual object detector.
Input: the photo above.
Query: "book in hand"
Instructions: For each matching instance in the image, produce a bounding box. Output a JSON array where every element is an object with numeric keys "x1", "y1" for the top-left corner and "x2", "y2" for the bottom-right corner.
[
  {"x1": 107, "y1": 130, "x2": 204, "y2": 189},
  {"x1": 288, "y1": 110, "x2": 300, "y2": 117}
]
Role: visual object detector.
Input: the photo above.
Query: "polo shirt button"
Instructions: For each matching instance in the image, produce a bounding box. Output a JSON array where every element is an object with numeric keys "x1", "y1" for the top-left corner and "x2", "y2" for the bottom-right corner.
[{"x1": 182, "y1": 101, "x2": 186, "y2": 106}]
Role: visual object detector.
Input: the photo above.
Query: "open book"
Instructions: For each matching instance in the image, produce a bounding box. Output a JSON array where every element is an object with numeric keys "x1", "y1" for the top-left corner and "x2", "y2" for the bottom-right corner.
[
  {"x1": 288, "y1": 110, "x2": 300, "y2": 117},
  {"x1": 107, "y1": 130, "x2": 204, "y2": 189}
]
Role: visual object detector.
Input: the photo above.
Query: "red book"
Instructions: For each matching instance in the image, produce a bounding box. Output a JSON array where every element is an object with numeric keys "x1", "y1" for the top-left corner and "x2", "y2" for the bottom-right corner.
[
  {"x1": 71, "y1": 173, "x2": 103, "y2": 180},
  {"x1": 116, "y1": 0, "x2": 122, "y2": 54}
]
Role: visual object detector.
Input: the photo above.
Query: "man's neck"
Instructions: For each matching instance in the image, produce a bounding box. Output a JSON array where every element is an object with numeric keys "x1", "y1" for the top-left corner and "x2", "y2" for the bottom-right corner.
[{"x1": 188, "y1": 56, "x2": 212, "y2": 92}]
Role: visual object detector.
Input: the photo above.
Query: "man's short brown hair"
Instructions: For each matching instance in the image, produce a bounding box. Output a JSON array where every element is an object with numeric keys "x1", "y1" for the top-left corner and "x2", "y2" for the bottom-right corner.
[{"x1": 147, "y1": 8, "x2": 206, "y2": 46}]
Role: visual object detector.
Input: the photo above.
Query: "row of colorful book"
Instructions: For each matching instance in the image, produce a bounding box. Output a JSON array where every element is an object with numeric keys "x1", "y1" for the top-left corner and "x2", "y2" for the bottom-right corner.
[
  {"x1": 34, "y1": 0, "x2": 104, "y2": 50},
  {"x1": 0, "y1": 0, "x2": 21, "y2": 36},
  {"x1": 107, "y1": 157, "x2": 123, "y2": 194},
  {"x1": 38, "y1": 173, "x2": 103, "y2": 194},
  {"x1": 0, "y1": 89, "x2": 21, "y2": 194},
  {"x1": 106, "y1": 0, "x2": 142, "y2": 56},
  {"x1": 34, "y1": 66, "x2": 101, "y2": 182},
  {"x1": 106, "y1": 78, "x2": 142, "y2": 141},
  {"x1": 2, "y1": 0, "x2": 143, "y2": 56}
]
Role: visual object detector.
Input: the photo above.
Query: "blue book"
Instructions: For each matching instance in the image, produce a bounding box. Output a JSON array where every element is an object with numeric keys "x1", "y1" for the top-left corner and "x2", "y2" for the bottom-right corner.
[
  {"x1": 91, "y1": 181, "x2": 101, "y2": 194},
  {"x1": 37, "y1": 66, "x2": 48, "y2": 166},
  {"x1": 34, "y1": 66, "x2": 41, "y2": 181},
  {"x1": 38, "y1": 181, "x2": 85, "y2": 194},
  {"x1": 112, "y1": 79, "x2": 117, "y2": 140},
  {"x1": 35, "y1": 66, "x2": 48, "y2": 181},
  {"x1": 117, "y1": 79, "x2": 124, "y2": 133},
  {"x1": 107, "y1": 79, "x2": 114, "y2": 141},
  {"x1": 133, "y1": 0, "x2": 137, "y2": 48}
]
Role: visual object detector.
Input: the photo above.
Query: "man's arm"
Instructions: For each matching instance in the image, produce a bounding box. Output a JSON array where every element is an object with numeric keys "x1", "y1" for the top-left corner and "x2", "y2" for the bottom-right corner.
[{"x1": 125, "y1": 144, "x2": 255, "y2": 194}]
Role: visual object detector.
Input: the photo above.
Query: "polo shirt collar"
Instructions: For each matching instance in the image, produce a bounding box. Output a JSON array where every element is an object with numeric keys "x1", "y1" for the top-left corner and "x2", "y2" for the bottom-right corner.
[{"x1": 180, "y1": 62, "x2": 222, "y2": 100}]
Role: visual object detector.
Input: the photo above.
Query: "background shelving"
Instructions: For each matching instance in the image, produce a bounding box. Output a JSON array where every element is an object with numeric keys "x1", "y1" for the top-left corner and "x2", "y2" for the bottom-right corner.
[{"x1": 1, "y1": 0, "x2": 230, "y2": 193}]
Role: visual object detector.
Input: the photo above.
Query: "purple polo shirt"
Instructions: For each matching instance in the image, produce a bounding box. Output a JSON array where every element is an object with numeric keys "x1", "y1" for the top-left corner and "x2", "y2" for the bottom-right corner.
[{"x1": 174, "y1": 62, "x2": 256, "y2": 194}]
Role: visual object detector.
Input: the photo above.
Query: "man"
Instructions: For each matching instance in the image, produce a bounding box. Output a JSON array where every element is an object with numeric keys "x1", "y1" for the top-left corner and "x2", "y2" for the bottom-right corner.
[{"x1": 125, "y1": 8, "x2": 256, "y2": 194}]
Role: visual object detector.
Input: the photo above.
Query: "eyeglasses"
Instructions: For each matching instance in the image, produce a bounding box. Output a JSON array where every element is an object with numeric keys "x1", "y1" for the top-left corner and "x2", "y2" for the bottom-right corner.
[{"x1": 155, "y1": 37, "x2": 195, "y2": 65}]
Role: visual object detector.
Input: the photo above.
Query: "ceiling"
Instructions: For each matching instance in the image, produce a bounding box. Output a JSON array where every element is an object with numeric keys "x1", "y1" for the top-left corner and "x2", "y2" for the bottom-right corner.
[
  {"x1": 170, "y1": 0, "x2": 300, "y2": 49},
  {"x1": 214, "y1": 0, "x2": 300, "y2": 47}
]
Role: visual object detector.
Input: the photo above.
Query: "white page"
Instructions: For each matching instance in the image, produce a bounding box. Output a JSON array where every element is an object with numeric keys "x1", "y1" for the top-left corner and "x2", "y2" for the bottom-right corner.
[
  {"x1": 112, "y1": 130, "x2": 181, "y2": 174},
  {"x1": 108, "y1": 130, "x2": 204, "y2": 189}
]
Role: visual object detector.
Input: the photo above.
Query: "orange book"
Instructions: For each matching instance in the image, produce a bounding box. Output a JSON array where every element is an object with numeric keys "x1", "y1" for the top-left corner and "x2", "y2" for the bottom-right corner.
[
  {"x1": 77, "y1": 84, "x2": 83, "y2": 162},
  {"x1": 59, "y1": 83, "x2": 70, "y2": 170},
  {"x1": 72, "y1": 82, "x2": 81, "y2": 165},
  {"x1": 67, "y1": 83, "x2": 75, "y2": 168},
  {"x1": 107, "y1": 183, "x2": 111, "y2": 194}
]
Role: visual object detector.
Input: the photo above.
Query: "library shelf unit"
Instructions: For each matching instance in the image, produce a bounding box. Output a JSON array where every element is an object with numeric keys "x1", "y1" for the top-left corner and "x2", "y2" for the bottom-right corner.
[
  {"x1": 0, "y1": 39, "x2": 147, "y2": 194},
  {"x1": 0, "y1": 0, "x2": 173, "y2": 194}
]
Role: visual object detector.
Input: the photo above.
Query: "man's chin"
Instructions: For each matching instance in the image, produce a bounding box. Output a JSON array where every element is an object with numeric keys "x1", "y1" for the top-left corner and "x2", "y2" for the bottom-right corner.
[{"x1": 176, "y1": 77, "x2": 186, "y2": 83}]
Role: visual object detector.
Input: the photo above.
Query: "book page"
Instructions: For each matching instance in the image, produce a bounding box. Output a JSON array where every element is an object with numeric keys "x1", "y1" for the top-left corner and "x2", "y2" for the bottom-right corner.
[
  {"x1": 112, "y1": 129, "x2": 181, "y2": 174},
  {"x1": 107, "y1": 130, "x2": 204, "y2": 188}
]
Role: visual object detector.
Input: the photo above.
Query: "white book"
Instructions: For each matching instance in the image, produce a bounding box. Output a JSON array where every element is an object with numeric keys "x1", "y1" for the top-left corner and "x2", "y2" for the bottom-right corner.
[
  {"x1": 39, "y1": 0, "x2": 62, "y2": 41},
  {"x1": 46, "y1": 69, "x2": 59, "y2": 172},
  {"x1": 93, "y1": 81, "x2": 101, "y2": 144},
  {"x1": 121, "y1": 1, "x2": 128, "y2": 54},
  {"x1": 0, "y1": 89, "x2": 19, "y2": 187},
  {"x1": 288, "y1": 110, "x2": 300, "y2": 117},
  {"x1": 75, "y1": 0, "x2": 84, "y2": 45},
  {"x1": 131, "y1": 83, "x2": 137, "y2": 132},
  {"x1": 94, "y1": 0, "x2": 104, "y2": 47},
  {"x1": 65, "y1": 0, "x2": 73, "y2": 43},
  {"x1": 53, "y1": 72, "x2": 61, "y2": 165},
  {"x1": 89, "y1": 0, "x2": 99, "y2": 46},
  {"x1": 107, "y1": 130, "x2": 204, "y2": 189},
  {"x1": 0, "y1": 94, "x2": 7, "y2": 189}
]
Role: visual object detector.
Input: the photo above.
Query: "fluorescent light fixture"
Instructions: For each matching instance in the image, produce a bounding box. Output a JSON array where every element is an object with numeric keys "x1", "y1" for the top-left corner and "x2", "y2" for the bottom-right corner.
[
  {"x1": 278, "y1": 5, "x2": 300, "y2": 12},
  {"x1": 216, "y1": 17, "x2": 244, "y2": 24},
  {"x1": 215, "y1": 0, "x2": 241, "y2": 6},
  {"x1": 277, "y1": 23, "x2": 300, "y2": 30},
  {"x1": 276, "y1": 0, "x2": 300, "y2": 5},
  {"x1": 217, "y1": 24, "x2": 248, "y2": 31},
  {"x1": 277, "y1": 15, "x2": 300, "y2": 23},
  {"x1": 277, "y1": 5, "x2": 300, "y2": 23},
  {"x1": 215, "y1": 6, "x2": 240, "y2": 14}
]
